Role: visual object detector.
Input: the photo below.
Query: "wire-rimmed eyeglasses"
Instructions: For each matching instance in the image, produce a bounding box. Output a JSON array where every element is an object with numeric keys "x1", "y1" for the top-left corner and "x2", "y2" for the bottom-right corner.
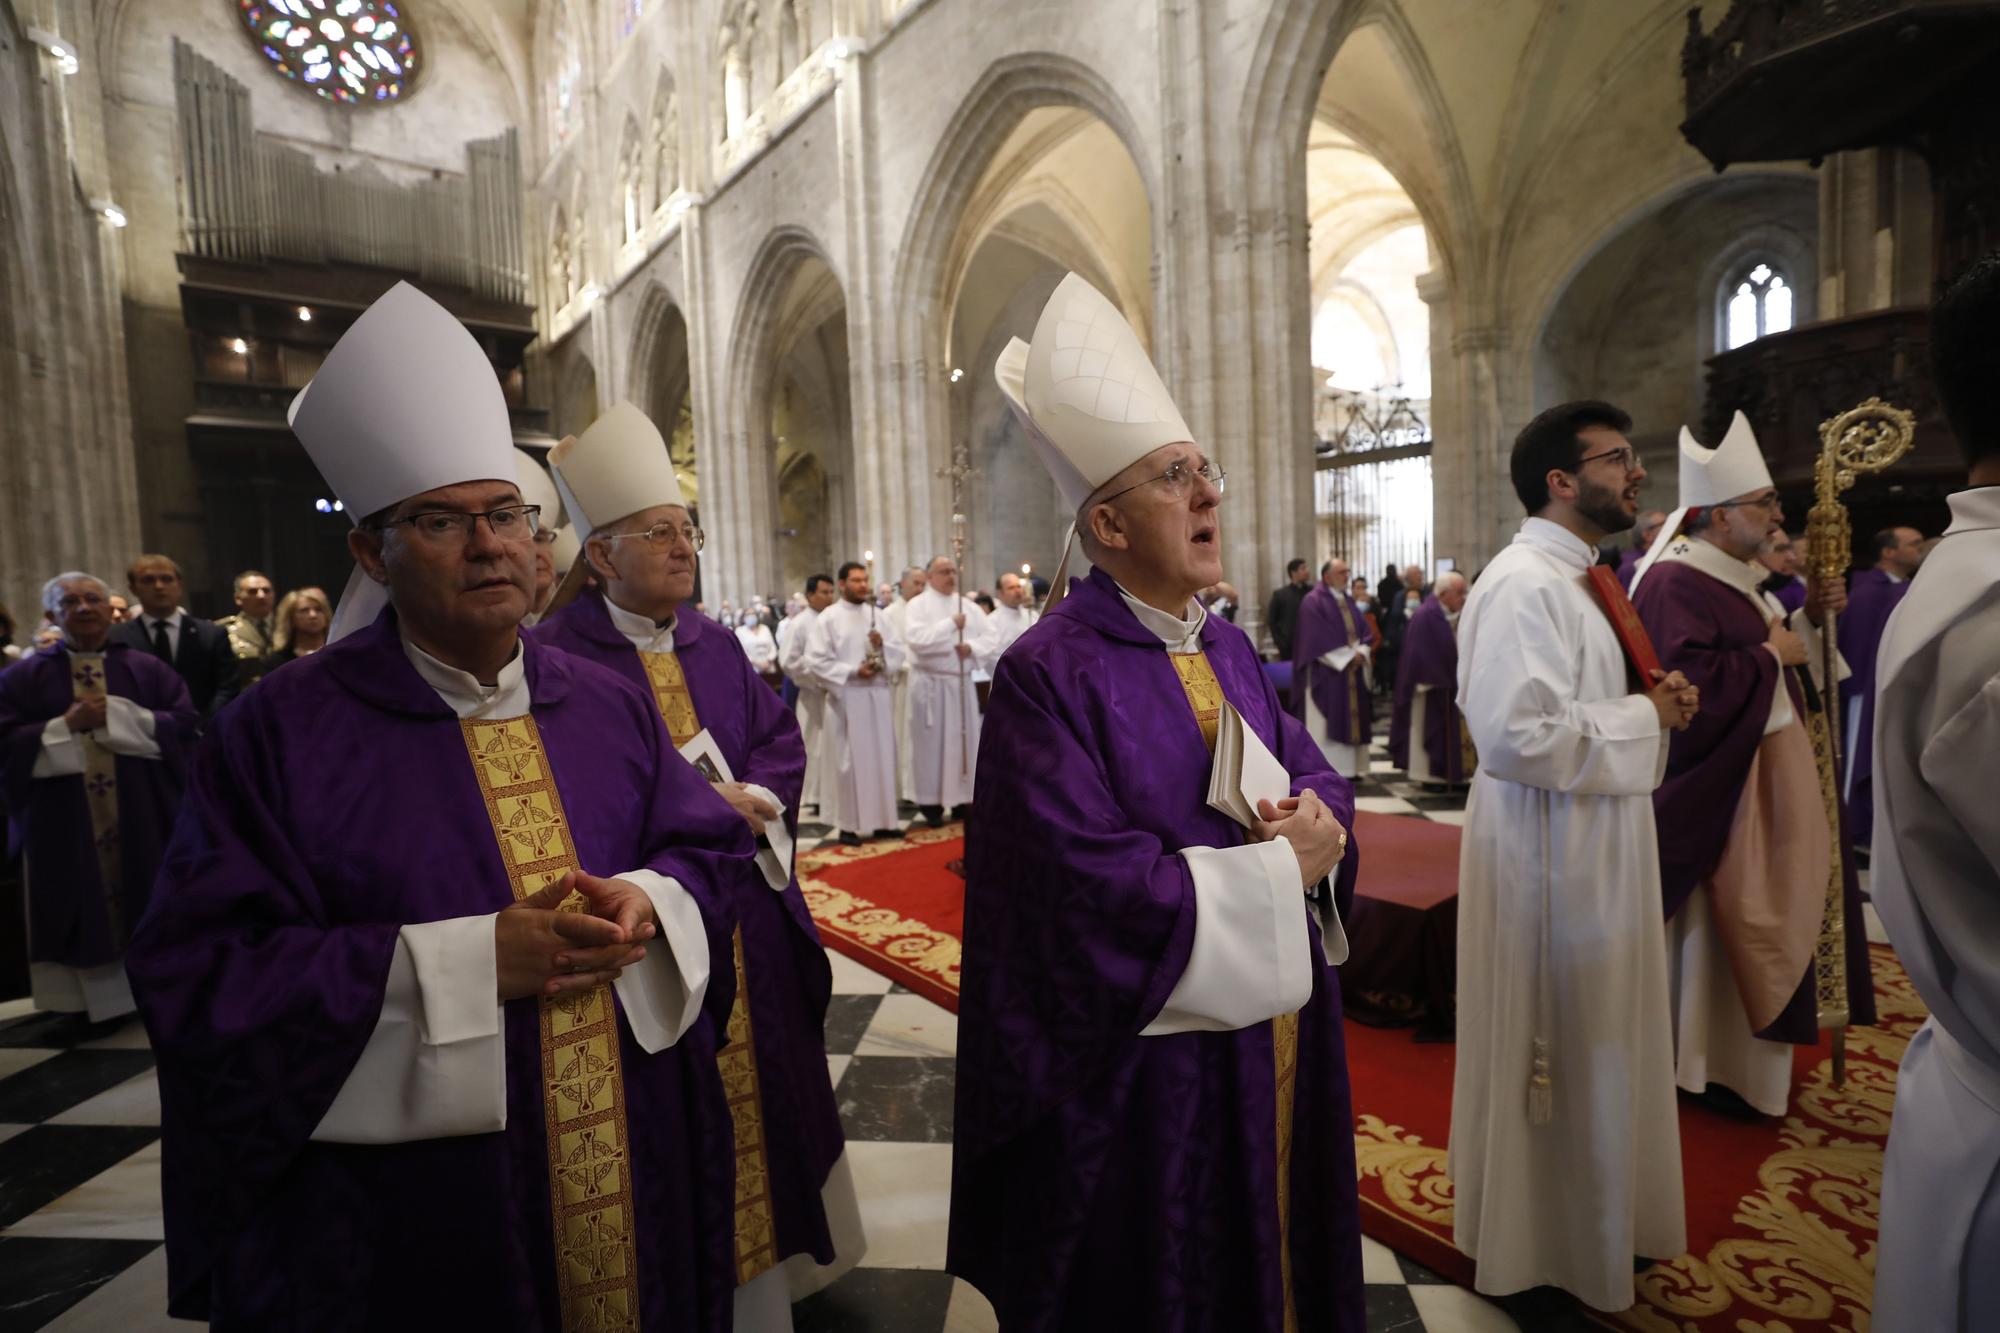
[
  {"x1": 600, "y1": 520, "x2": 706, "y2": 553},
  {"x1": 1095, "y1": 458, "x2": 1228, "y2": 506}
]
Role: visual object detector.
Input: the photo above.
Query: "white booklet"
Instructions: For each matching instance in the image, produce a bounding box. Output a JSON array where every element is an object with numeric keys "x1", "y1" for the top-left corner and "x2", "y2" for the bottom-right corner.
[
  {"x1": 677, "y1": 727, "x2": 794, "y2": 888},
  {"x1": 1205, "y1": 702, "x2": 1293, "y2": 829}
]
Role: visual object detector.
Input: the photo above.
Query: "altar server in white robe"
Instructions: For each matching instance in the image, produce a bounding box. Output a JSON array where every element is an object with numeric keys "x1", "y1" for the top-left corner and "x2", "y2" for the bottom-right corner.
[
  {"x1": 779, "y1": 573, "x2": 837, "y2": 817},
  {"x1": 1448, "y1": 400, "x2": 1700, "y2": 1315},
  {"x1": 987, "y1": 571, "x2": 1039, "y2": 657},
  {"x1": 884, "y1": 567, "x2": 923, "y2": 805},
  {"x1": 1871, "y1": 254, "x2": 2000, "y2": 1332},
  {"x1": 902, "y1": 556, "x2": 996, "y2": 824},
  {"x1": 804, "y1": 561, "x2": 906, "y2": 846}
]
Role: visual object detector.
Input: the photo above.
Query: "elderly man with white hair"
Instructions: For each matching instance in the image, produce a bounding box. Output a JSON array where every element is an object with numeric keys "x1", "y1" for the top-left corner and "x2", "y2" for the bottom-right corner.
[
  {"x1": 1388, "y1": 570, "x2": 1475, "y2": 789},
  {"x1": 0, "y1": 572, "x2": 197, "y2": 1021}
]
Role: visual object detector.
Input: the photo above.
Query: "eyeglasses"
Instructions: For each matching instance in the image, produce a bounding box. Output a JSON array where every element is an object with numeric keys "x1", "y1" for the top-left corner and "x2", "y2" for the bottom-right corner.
[
  {"x1": 377, "y1": 504, "x2": 542, "y2": 544},
  {"x1": 601, "y1": 520, "x2": 705, "y2": 553},
  {"x1": 1572, "y1": 446, "x2": 1640, "y2": 473},
  {"x1": 1711, "y1": 491, "x2": 1783, "y2": 515},
  {"x1": 1095, "y1": 458, "x2": 1228, "y2": 506}
]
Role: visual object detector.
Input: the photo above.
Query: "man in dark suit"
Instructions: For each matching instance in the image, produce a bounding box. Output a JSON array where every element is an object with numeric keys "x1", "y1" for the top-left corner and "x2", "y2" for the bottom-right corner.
[
  {"x1": 1264, "y1": 556, "x2": 1311, "y2": 659},
  {"x1": 110, "y1": 554, "x2": 240, "y2": 723}
]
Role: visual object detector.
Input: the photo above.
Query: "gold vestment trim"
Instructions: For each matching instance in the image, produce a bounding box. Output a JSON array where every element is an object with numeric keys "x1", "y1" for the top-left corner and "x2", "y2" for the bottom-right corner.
[
  {"x1": 1171, "y1": 650, "x2": 1299, "y2": 1331},
  {"x1": 461, "y1": 715, "x2": 641, "y2": 1332},
  {"x1": 69, "y1": 656, "x2": 125, "y2": 944},
  {"x1": 636, "y1": 648, "x2": 779, "y2": 1285}
]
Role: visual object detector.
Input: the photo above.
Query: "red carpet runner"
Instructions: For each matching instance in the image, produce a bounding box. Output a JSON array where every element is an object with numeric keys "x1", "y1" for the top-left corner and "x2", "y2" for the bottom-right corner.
[{"x1": 799, "y1": 815, "x2": 1912, "y2": 1330}]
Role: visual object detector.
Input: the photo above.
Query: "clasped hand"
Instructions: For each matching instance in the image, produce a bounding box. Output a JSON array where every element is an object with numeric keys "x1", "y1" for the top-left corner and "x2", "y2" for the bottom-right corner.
[
  {"x1": 715, "y1": 780, "x2": 779, "y2": 837},
  {"x1": 63, "y1": 696, "x2": 108, "y2": 733},
  {"x1": 1647, "y1": 668, "x2": 1700, "y2": 730},
  {"x1": 495, "y1": 869, "x2": 658, "y2": 1002},
  {"x1": 1250, "y1": 788, "x2": 1348, "y2": 889}
]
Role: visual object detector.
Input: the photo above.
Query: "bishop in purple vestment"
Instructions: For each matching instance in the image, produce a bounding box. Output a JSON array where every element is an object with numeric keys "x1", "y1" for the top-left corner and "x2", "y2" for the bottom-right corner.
[
  {"x1": 1387, "y1": 576, "x2": 1472, "y2": 785},
  {"x1": 0, "y1": 573, "x2": 197, "y2": 1019},
  {"x1": 1838, "y1": 530, "x2": 1922, "y2": 849},
  {"x1": 1291, "y1": 563, "x2": 1376, "y2": 776},
  {"x1": 967, "y1": 271, "x2": 1365, "y2": 1332}
]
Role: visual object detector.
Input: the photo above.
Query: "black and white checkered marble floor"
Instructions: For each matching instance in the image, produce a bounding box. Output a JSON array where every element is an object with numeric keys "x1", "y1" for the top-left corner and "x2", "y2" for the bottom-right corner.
[{"x1": 0, "y1": 723, "x2": 1521, "y2": 1332}]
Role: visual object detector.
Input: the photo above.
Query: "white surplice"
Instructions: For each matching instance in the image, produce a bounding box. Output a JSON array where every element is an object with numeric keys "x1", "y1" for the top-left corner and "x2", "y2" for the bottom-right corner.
[
  {"x1": 803, "y1": 599, "x2": 905, "y2": 836},
  {"x1": 1870, "y1": 485, "x2": 2000, "y2": 1332},
  {"x1": 1447, "y1": 517, "x2": 1684, "y2": 1312},
  {"x1": 882, "y1": 597, "x2": 916, "y2": 804},
  {"x1": 312, "y1": 635, "x2": 711, "y2": 1143},
  {"x1": 987, "y1": 603, "x2": 1038, "y2": 658},
  {"x1": 901, "y1": 587, "x2": 996, "y2": 810},
  {"x1": 778, "y1": 607, "x2": 825, "y2": 814}
]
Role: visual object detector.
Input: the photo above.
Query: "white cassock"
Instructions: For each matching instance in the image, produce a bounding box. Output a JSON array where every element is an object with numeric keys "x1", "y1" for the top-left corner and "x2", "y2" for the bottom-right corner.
[
  {"x1": 1447, "y1": 517, "x2": 1683, "y2": 1312},
  {"x1": 1870, "y1": 484, "x2": 2000, "y2": 1332},
  {"x1": 28, "y1": 649, "x2": 164, "y2": 1022},
  {"x1": 778, "y1": 607, "x2": 824, "y2": 815},
  {"x1": 1653, "y1": 539, "x2": 1842, "y2": 1118},
  {"x1": 803, "y1": 600, "x2": 905, "y2": 836},
  {"x1": 987, "y1": 603, "x2": 1038, "y2": 658},
  {"x1": 901, "y1": 587, "x2": 996, "y2": 810},
  {"x1": 884, "y1": 597, "x2": 916, "y2": 804},
  {"x1": 314, "y1": 636, "x2": 709, "y2": 1143}
]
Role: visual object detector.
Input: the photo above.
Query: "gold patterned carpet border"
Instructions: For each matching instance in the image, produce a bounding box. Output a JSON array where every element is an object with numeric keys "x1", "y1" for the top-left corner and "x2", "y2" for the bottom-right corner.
[{"x1": 797, "y1": 825, "x2": 966, "y2": 1012}]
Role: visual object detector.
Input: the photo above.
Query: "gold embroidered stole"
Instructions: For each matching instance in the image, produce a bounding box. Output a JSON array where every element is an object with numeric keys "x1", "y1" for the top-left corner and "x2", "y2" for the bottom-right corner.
[
  {"x1": 1169, "y1": 651, "x2": 1299, "y2": 1333},
  {"x1": 69, "y1": 655, "x2": 126, "y2": 945},
  {"x1": 636, "y1": 649, "x2": 779, "y2": 1286},
  {"x1": 460, "y1": 715, "x2": 640, "y2": 1332},
  {"x1": 1332, "y1": 596, "x2": 1364, "y2": 746}
]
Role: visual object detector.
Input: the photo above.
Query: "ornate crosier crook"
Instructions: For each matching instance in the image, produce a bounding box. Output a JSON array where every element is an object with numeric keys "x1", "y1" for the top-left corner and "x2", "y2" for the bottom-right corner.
[{"x1": 1804, "y1": 397, "x2": 1914, "y2": 1087}]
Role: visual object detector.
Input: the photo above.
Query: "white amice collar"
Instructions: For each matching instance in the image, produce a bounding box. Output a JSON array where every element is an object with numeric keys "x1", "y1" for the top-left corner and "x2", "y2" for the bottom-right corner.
[
  {"x1": 1114, "y1": 581, "x2": 1206, "y2": 654},
  {"x1": 1663, "y1": 535, "x2": 1781, "y2": 621},
  {"x1": 402, "y1": 633, "x2": 529, "y2": 720},
  {"x1": 604, "y1": 595, "x2": 677, "y2": 653},
  {"x1": 1516, "y1": 516, "x2": 1599, "y2": 573}
]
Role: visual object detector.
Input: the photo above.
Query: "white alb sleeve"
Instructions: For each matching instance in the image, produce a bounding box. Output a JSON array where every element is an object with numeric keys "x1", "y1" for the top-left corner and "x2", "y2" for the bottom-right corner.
[
  {"x1": 98, "y1": 697, "x2": 163, "y2": 759},
  {"x1": 313, "y1": 914, "x2": 506, "y2": 1144},
  {"x1": 32, "y1": 717, "x2": 84, "y2": 778},
  {"x1": 613, "y1": 870, "x2": 712, "y2": 1053},
  {"x1": 1142, "y1": 840, "x2": 1315, "y2": 1036},
  {"x1": 742, "y1": 784, "x2": 792, "y2": 890}
]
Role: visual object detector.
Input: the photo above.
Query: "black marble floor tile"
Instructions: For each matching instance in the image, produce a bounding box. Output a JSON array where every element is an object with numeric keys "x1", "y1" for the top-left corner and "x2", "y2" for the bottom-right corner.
[
  {"x1": 0, "y1": 1236, "x2": 162, "y2": 1333},
  {"x1": 835, "y1": 1056, "x2": 955, "y2": 1143},
  {"x1": 0, "y1": 1124, "x2": 159, "y2": 1228},
  {"x1": 0, "y1": 1011, "x2": 96, "y2": 1049},
  {"x1": 0, "y1": 1050, "x2": 155, "y2": 1123},
  {"x1": 1364, "y1": 1283, "x2": 1426, "y2": 1333},
  {"x1": 1407, "y1": 793, "x2": 1469, "y2": 811},
  {"x1": 793, "y1": 1267, "x2": 957, "y2": 1333},
  {"x1": 1397, "y1": 1252, "x2": 1453, "y2": 1284},
  {"x1": 822, "y1": 994, "x2": 885, "y2": 1055}
]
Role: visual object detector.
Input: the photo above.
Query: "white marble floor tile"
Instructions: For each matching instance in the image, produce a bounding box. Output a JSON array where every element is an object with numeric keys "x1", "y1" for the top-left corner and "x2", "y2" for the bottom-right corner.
[
  {"x1": 0, "y1": 1123, "x2": 30, "y2": 1144},
  {"x1": 825, "y1": 948, "x2": 894, "y2": 995},
  {"x1": 1864, "y1": 901, "x2": 1888, "y2": 946},
  {"x1": 843, "y1": 1140, "x2": 954, "y2": 1270},
  {"x1": 41, "y1": 1244, "x2": 199, "y2": 1330},
  {"x1": 0, "y1": 1047, "x2": 59, "y2": 1080},
  {"x1": 1355, "y1": 795, "x2": 1420, "y2": 815},
  {"x1": 49, "y1": 1070, "x2": 160, "y2": 1126},
  {"x1": 9, "y1": 1140, "x2": 165, "y2": 1241},
  {"x1": 826, "y1": 1053, "x2": 852, "y2": 1089},
  {"x1": 943, "y1": 1277, "x2": 999, "y2": 1332},
  {"x1": 853, "y1": 994, "x2": 959, "y2": 1059},
  {"x1": 1409, "y1": 1283, "x2": 1521, "y2": 1332},
  {"x1": 1360, "y1": 1234, "x2": 1404, "y2": 1284},
  {"x1": 80, "y1": 1019, "x2": 153, "y2": 1050},
  {"x1": 0, "y1": 995, "x2": 37, "y2": 1023},
  {"x1": 1420, "y1": 809, "x2": 1467, "y2": 827}
]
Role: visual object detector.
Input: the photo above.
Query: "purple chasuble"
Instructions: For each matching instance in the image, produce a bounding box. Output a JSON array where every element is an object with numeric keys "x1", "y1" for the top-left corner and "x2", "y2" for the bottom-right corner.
[
  {"x1": 1765, "y1": 574, "x2": 1806, "y2": 615},
  {"x1": 0, "y1": 643, "x2": 197, "y2": 967},
  {"x1": 1386, "y1": 597, "x2": 1466, "y2": 782},
  {"x1": 1633, "y1": 563, "x2": 1874, "y2": 1042},
  {"x1": 535, "y1": 589, "x2": 843, "y2": 1264},
  {"x1": 1615, "y1": 546, "x2": 1643, "y2": 589},
  {"x1": 1290, "y1": 582, "x2": 1375, "y2": 747},
  {"x1": 950, "y1": 567, "x2": 1366, "y2": 1333},
  {"x1": 1836, "y1": 568, "x2": 1908, "y2": 848},
  {"x1": 127, "y1": 608, "x2": 753, "y2": 1330}
]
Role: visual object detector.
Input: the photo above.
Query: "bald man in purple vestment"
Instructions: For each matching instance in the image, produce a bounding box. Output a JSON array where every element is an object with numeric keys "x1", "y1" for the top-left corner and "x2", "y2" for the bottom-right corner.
[
  {"x1": 1838, "y1": 525, "x2": 1924, "y2": 850},
  {"x1": 1291, "y1": 559, "x2": 1376, "y2": 778},
  {"x1": 0, "y1": 573, "x2": 196, "y2": 1022},
  {"x1": 1387, "y1": 574, "x2": 1473, "y2": 787}
]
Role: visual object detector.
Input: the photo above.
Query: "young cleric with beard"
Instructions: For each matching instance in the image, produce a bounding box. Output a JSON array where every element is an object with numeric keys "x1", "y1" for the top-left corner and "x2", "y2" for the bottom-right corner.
[
  {"x1": 948, "y1": 272, "x2": 1365, "y2": 1333},
  {"x1": 1448, "y1": 400, "x2": 1700, "y2": 1317}
]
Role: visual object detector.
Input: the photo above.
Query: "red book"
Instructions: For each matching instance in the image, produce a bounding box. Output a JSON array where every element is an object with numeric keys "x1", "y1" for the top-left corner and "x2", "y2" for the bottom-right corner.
[{"x1": 1584, "y1": 564, "x2": 1663, "y2": 686}]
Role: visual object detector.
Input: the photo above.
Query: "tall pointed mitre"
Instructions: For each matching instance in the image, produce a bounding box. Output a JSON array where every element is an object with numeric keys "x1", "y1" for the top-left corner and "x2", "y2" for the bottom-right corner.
[
  {"x1": 286, "y1": 280, "x2": 516, "y2": 639},
  {"x1": 1631, "y1": 410, "x2": 1774, "y2": 590},
  {"x1": 547, "y1": 401, "x2": 685, "y2": 537},
  {"x1": 994, "y1": 273, "x2": 1196, "y2": 605},
  {"x1": 513, "y1": 447, "x2": 563, "y2": 527}
]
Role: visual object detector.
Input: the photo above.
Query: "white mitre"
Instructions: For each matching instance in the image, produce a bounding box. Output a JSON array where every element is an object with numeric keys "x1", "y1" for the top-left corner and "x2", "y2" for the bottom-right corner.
[
  {"x1": 287, "y1": 280, "x2": 516, "y2": 639},
  {"x1": 1630, "y1": 410, "x2": 1774, "y2": 591},
  {"x1": 547, "y1": 400, "x2": 686, "y2": 536},
  {"x1": 994, "y1": 272, "x2": 1195, "y2": 514},
  {"x1": 547, "y1": 522, "x2": 580, "y2": 578},
  {"x1": 513, "y1": 447, "x2": 563, "y2": 527}
]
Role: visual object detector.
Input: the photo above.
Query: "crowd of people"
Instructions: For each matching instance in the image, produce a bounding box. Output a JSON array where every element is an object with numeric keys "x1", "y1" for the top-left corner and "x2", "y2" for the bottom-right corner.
[{"x1": 0, "y1": 253, "x2": 1992, "y2": 1333}]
